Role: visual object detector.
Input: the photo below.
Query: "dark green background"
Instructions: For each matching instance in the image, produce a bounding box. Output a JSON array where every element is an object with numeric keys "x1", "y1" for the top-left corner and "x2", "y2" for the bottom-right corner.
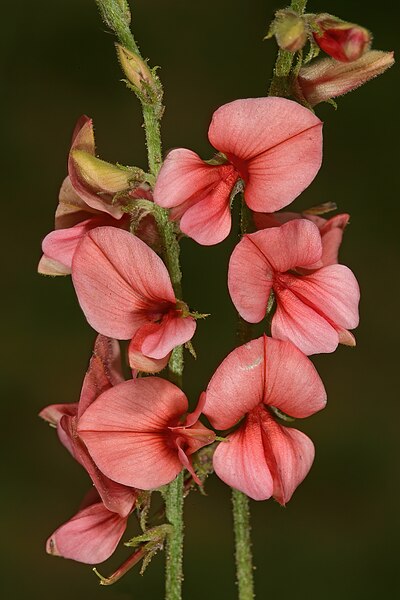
[{"x1": 3, "y1": 1, "x2": 399, "y2": 598}]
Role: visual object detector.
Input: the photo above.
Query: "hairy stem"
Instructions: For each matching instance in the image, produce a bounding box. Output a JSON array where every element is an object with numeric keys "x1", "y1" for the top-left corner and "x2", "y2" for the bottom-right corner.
[
  {"x1": 94, "y1": 3, "x2": 184, "y2": 598},
  {"x1": 232, "y1": 489, "x2": 255, "y2": 600},
  {"x1": 230, "y1": 198, "x2": 256, "y2": 599},
  {"x1": 164, "y1": 472, "x2": 184, "y2": 600}
]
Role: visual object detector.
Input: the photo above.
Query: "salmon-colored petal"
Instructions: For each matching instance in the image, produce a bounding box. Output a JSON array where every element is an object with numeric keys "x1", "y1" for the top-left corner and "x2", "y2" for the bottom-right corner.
[
  {"x1": 154, "y1": 149, "x2": 229, "y2": 208},
  {"x1": 179, "y1": 183, "x2": 233, "y2": 245},
  {"x1": 228, "y1": 235, "x2": 274, "y2": 324},
  {"x1": 139, "y1": 315, "x2": 196, "y2": 359},
  {"x1": 81, "y1": 430, "x2": 182, "y2": 489},
  {"x1": 272, "y1": 287, "x2": 340, "y2": 355},
  {"x1": 279, "y1": 265, "x2": 360, "y2": 331},
  {"x1": 60, "y1": 416, "x2": 136, "y2": 517},
  {"x1": 41, "y1": 217, "x2": 109, "y2": 273},
  {"x1": 128, "y1": 333, "x2": 171, "y2": 373},
  {"x1": 213, "y1": 414, "x2": 274, "y2": 501},
  {"x1": 259, "y1": 409, "x2": 315, "y2": 505},
  {"x1": 319, "y1": 213, "x2": 350, "y2": 266},
  {"x1": 78, "y1": 378, "x2": 188, "y2": 489},
  {"x1": 55, "y1": 176, "x2": 99, "y2": 229},
  {"x1": 46, "y1": 501, "x2": 128, "y2": 564},
  {"x1": 38, "y1": 255, "x2": 71, "y2": 276},
  {"x1": 208, "y1": 98, "x2": 322, "y2": 212},
  {"x1": 154, "y1": 148, "x2": 236, "y2": 245},
  {"x1": 78, "y1": 335, "x2": 124, "y2": 418},
  {"x1": 72, "y1": 227, "x2": 176, "y2": 340},
  {"x1": 204, "y1": 338, "x2": 265, "y2": 430},
  {"x1": 263, "y1": 337, "x2": 327, "y2": 417},
  {"x1": 39, "y1": 403, "x2": 78, "y2": 426}
]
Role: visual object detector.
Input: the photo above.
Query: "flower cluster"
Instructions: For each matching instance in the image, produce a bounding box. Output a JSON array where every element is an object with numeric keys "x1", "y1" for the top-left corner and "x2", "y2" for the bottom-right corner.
[{"x1": 39, "y1": 93, "x2": 361, "y2": 572}]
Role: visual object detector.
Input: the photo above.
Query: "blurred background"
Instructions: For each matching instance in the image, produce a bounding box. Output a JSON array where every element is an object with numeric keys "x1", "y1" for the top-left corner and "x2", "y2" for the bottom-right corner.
[{"x1": 2, "y1": 1, "x2": 399, "y2": 598}]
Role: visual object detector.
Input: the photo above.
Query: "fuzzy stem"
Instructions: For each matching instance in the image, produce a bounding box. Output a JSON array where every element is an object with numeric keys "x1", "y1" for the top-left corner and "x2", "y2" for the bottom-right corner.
[
  {"x1": 94, "y1": 3, "x2": 184, "y2": 598},
  {"x1": 164, "y1": 472, "x2": 185, "y2": 600},
  {"x1": 232, "y1": 489, "x2": 255, "y2": 600},
  {"x1": 230, "y1": 198, "x2": 256, "y2": 599}
]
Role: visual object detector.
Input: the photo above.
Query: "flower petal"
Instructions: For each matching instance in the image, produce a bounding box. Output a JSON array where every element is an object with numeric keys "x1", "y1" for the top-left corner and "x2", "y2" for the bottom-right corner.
[
  {"x1": 228, "y1": 235, "x2": 274, "y2": 323},
  {"x1": 179, "y1": 183, "x2": 233, "y2": 245},
  {"x1": 213, "y1": 413, "x2": 274, "y2": 501},
  {"x1": 259, "y1": 409, "x2": 315, "y2": 505},
  {"x1": 272, "y1": 286, "x2": 340, "y2": 355},
  {"x1": 78, "y1": 335, "x2": 124, "y2": 418},
  {"x1": 78, "y1": 378, "x2": 188, "y2": 489},
  {"x1": 41, "y1": 217, "x2": 110, "y2": 273},
  {"x1": 319, "y1": 213, "x2": 350, "y2": 266},
  {"x1": 139, "y1": 315, "x2": 196, "y2": 359},
  {"x1": 263, "y1": 337, "x2": 327, "y2": 418},
  {"x1": 208, "y1": 97, "x2": 322, "y2": 212},
  {"x1": 47, "y1": 501, "x2": 128, "y2": 564},
  {"x1": 72, "y1": 227, "x2": 176, "y2": 340},
  {"x1": 204, "y1": 338, "x2": 265, "y2": 430}
]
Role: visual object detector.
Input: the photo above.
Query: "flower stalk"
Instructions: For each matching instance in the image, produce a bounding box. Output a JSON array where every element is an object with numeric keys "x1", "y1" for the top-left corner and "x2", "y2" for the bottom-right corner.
[{"x1": 94, "y1": 2, "x2": 184, "y2": 598}]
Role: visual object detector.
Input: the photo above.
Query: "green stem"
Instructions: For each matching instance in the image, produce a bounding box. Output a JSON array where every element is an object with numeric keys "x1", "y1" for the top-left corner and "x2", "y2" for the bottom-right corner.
[
  {"x1": 95, "y1": 0, "x2": 163, "y2": 178},
  {"x1": 232, "y1": 489, "x2": 255, "y2": 600},
  {"x1": 164, "y1": 472, "x2": 184, "y2": 600},
  {"x1": 231, "y1": 198, "x2": 256, "y2": 599},
  {"x1": 94, "y1": 3, "x2": 184, "y2": 598}
]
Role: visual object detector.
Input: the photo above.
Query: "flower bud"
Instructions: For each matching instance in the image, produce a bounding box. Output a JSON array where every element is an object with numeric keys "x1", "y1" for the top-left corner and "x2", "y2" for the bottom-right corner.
[
  {"x1": 268, "y1": 10, "x2": 307, "y2": 53},
  {"x1": 313, "y1": 13, "x2": 371, "y2": 62},
  {"x1": 116, "y1": 44, "x2": 154, "y2": 94},
  {"x1": 293, "y1": 50, "x2": 394, "y2": 107},
  {"x1": 70, "y1": 150, "x2": 143, "y2": 193}
]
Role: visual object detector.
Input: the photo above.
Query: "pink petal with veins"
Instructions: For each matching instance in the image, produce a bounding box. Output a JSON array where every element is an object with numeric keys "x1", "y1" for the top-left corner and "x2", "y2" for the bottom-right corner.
[
  {"x1": 208, "y1": 97, "x2": 322, "y2": 212},
  {"x1": 46, "y1": 500, "x2": 128, "y2": 564},
  {"x1": 72, "y1": 227, "x2": 176, "y2": 340}
]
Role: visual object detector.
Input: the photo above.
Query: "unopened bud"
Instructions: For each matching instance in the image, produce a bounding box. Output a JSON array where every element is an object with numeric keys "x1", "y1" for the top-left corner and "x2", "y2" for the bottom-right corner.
[
  {"x1": 293, "y1": 50, "x2": 394, "y2": 107},
  {"x1": 313, "y1": 13, "x2": 371, "y2": 62},
  {"x1": 116, "y1": 44, "x2": 154, "y2": 94},
  {"x1": 267, "y1": 10, "x2": 307, "y2": 53},
  {"x1": 70, "y1": 150, "x2": 144, "y2": 193}
]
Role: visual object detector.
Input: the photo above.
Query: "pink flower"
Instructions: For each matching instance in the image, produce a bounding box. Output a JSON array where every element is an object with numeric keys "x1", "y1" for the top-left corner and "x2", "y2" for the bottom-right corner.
[
  {"x1": 154, "y1": 97, "x2": 323, "y2": 245},
  {"x1": 228, "y1": 219, "x2": 360, "y2": 355},
  {"x1": 253, "y1": 210, "x2": 350, "y2": 267},
  {"x1": 77, "y1": 378, "x2": 216, "y2": 490},
  {"x1": 39, "y1": 335, "x2": 137, "y2": 517},
  {"x1": 71, "y1": 227, "x2": 197, "y2": 371},
  {"x1": 38, "y1": 116, "x2": 157, "y2": 276},
  {"x1": 47, "y1": 490, "x2": 130, "y2": 564},
  {"x1": 203, "y1": 335, "x2": 326, "y2": 503},
  {"x1": 313, "y1": 14, "x2": 371, "y2": 63}
]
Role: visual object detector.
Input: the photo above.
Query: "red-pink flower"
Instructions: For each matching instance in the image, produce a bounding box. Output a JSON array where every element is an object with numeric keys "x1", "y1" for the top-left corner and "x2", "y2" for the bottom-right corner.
[
  {"x1": 38, "y1": 116, "x2": 157, "y2": 276},
  {"x1": 203, "y1": 335, "x2": 326, "y2": 503},
  {"x1": 253, "y1": 210, "x2": 350, "y2": 267},
  {"x1": 313, "y1": 14, "x2": 371, "y2": 63},
  {"x1": 154, "y1": 97, "x2": 323, "y2": 245},
  {"x1": 228, "y1": 219, "x2": 360, "y2": 355},
  {"x1": 47, "y1": 490, "x2": 130, "y2": 564},
  {"x1": 77, "y1": 378, "x2": 216, "y2": 490},
  {"x1": 71, "y1": 227, "x2": 197, "y2": 371},
  {"x1": 39, "y1": 335, "x2": 137, "y2": 517}
]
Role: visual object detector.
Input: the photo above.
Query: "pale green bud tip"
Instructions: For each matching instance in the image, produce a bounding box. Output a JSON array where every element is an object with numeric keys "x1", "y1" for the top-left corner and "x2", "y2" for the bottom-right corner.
[
  {"x1": 268, "y1": 10, "x2": 307, "y2": 53},
  {"x1": 116, "y1": 44, "x2": 153, "y2": 91},
  {"x1": 71, "y1": 150, "x2": 142, "y2": 193}
]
